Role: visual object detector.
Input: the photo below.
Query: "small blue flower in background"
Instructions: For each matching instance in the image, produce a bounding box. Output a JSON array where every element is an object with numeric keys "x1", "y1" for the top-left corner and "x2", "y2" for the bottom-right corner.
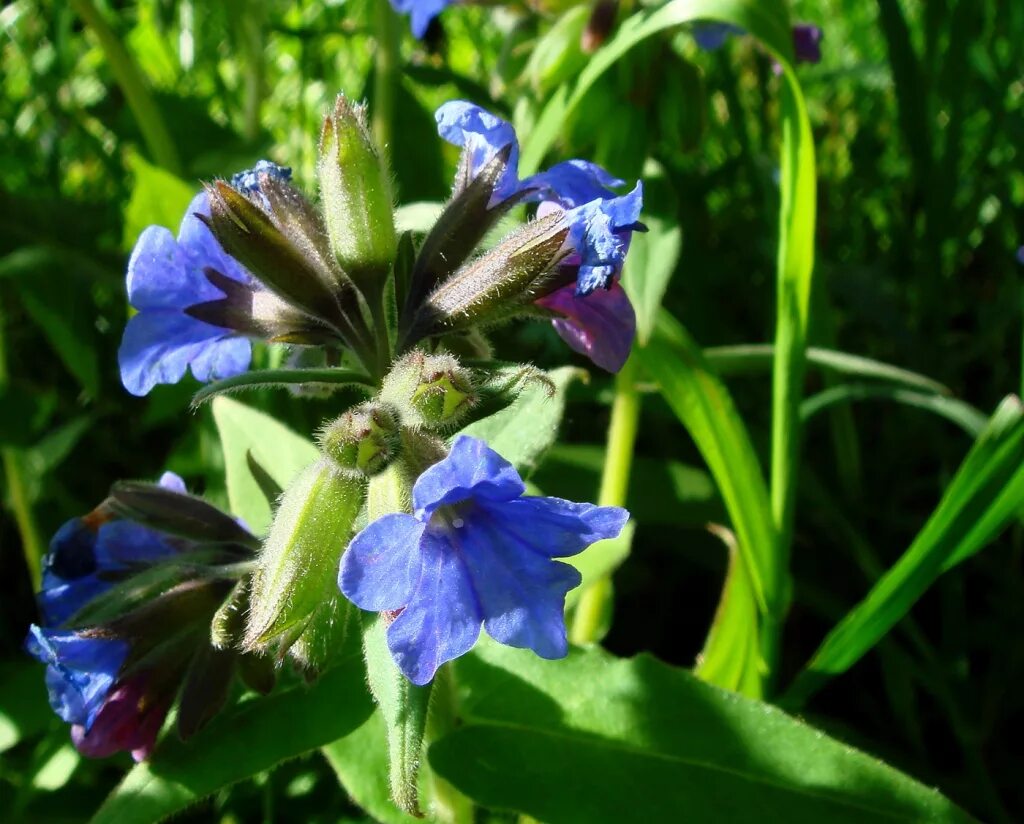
[
  {"x1": 229, "y1": 159, "x2": 292, "y2": 195},
  {"x1": 339, "y1": 435, "x2": 629, "y2": 685},
  {"x1": 693, "y1": 20, "x2": 823, "y2": 66},
  {"x1": 118, "y1": 190, "x2": 254, "y2": 396},
  {"x1": 38, "y1": 474, "x2": 181, "y2": 625},
  {"x1": 391, "y1": 0, "x2": 454, "y2": 38},
  {"x1": 25, "y1": 626, "x2": 128, "y2": 731}
]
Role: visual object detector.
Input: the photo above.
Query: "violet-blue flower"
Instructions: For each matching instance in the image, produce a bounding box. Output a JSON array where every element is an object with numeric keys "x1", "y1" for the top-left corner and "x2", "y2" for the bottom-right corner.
[
  {"x1": 435, "y1": 100, "x2": 520, "y2": 206},
  {"x1": 339, "y1": 435, "x2": 628, "y2": 685},
  {"x1": 25, "y1": 625, "x2": 128, "y2": 731},
  {"x1": 535, "y1": 281, "x2": 636, "y2": 373},
  {"x1": 38, "y1": 474, "x2": 182, "y2": 625},
  {"x1": 391, "y1": 0, "x2": 453, "y2": 38},
  {"x1": 229, "y1": 159, "x2": 292, "y2": 195},
  {"x1": 693, "y1": 20, "x2": 823, "y2": 66},
  {"x1": 118, "y1": 190, "x2": 254, "y2": 396}
]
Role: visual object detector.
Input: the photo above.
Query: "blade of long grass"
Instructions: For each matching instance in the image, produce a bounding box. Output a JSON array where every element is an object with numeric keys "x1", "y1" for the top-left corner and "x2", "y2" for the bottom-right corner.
[{"x1": 785, "y1": 396, "x2": 1024, "y2": 705}]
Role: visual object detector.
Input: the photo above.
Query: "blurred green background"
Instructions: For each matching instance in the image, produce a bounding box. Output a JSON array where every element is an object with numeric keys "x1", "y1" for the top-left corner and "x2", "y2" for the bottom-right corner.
[{"x1": 2, "y1": 0, "x2": 1022, "y2": 820}]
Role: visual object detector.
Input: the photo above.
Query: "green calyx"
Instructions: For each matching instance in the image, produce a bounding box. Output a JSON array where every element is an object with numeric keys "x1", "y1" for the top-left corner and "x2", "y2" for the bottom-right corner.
[
  {"x1": 318, "y1": 95, "x2": 397, "y2": 290},
  {"x1": 319, "y1": 403, "x2": 400, "y2": 477}
]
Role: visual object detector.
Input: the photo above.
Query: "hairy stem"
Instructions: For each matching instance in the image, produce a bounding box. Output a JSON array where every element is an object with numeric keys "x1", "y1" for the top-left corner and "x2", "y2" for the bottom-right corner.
[{"x1": 569, "y1": 354, "x2": 640, "y2": 644}]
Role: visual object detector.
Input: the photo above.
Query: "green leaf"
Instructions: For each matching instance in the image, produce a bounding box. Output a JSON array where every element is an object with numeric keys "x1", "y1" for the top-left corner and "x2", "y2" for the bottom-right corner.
[
  {"x1": 122, "y1": 152, "x2": 196, "y2": 248},
  {"x1": 0, "y1": 662, "x2": 53, "y2": 754},
  {"x1": 322, "y1": 709, "x2": 419, "y2": 824},
  {"x1": 801, "y1": 384, "x2": 986, "y2": 438},
  {"x1": 211, "y1": 396, "x2": 319, "y2": 534},
  {"x1": 459, "y1": 366, "x2": 582, "y2": 477},
  {"x1": 524, "y1": 6, "x2": 590, "y2": 95},
  {"x1": 519, "y1": 0, "x2": 794, "y2": 174},
  {"x1": 394, "y1": 201, "x2": 444, "y2": 234},
  {"x1": 429, "y1": 642, "x2": 970, "y2": 823},
  {"x1": 786, "y1": 397, "x2": 1024, "y2": 705},
  {"x1": 638, "y1": 312, "x2": 778, "y2": 620},
  {"x1": 694, "y1": 527, "x2": 763, "y2": 696},
  {"x1": 91, "y1": 655, "x2": 373, "y2": 824},
  {"x1": 621, "y1": 160, "x2": 683, "y2": 345},
  {"x1": 534, "y1": 444, "x2": 723, "y2": 526},
  {"x1": 190, "y1": 368, "x2": 374, "y2": 407},
  {"x1": 704, "y1": 344, "x2": 952, "y2": 395}
]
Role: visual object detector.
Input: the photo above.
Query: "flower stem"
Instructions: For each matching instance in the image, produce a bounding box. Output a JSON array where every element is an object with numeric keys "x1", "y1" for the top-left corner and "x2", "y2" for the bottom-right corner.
[
  {"x1": 569, "y1": 354, "x2": 640, "y2": 645},
  {"x1": 0, "y1": 303, "x2": 44, "y2": 590},
  {"x1": 68, "y1": 0, "x2": 182, "y2": 174},
  {"x1": 372, "y1": 0, "x2": 400, "y2": 158},
  {"x1": 425, "y1": 666, "x2": 474, "y2": 824}
]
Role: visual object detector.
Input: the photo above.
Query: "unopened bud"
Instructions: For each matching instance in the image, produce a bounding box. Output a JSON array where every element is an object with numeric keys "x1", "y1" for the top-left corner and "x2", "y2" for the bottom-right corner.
[
  {"x1": 319, "y1": 403, "x2": 399, "y2": 476},
  {"x1": 408, "y1": 213, "x2": 570, "y2": 342},
  {"x1": 243, "y1": 460, "x2": 365, "y2": 652},
  {"x1": 409, "y1": 355, "x2": 475, "y2": 429},
  {"x1": 318, "y1": 96, "x2": 396, "y2": 288}
]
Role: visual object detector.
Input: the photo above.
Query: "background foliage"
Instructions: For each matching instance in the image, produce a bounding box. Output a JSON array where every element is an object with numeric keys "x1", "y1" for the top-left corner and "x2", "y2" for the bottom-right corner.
[{"x1": 2, "y1": 0, "x2": 1023, "y2": 821}]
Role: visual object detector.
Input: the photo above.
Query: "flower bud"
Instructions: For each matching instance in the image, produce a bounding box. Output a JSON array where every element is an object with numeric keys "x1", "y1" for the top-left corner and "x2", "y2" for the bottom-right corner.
[
  {"x1": 243, "y1": 460, "x2": 366, "y2": 653},
  {"x1": 319, "y1": 403, "x2": 399, "y2": 477},
  {"x1": 407, "y1": 212, "x2": 570, "y2": 342},
  {"x1": 410, "y1": 359, "x2": 475, "y2": 428},
  {"x1": 203, "y1": 181, "x2": 344, "y2": 327},
  {"x1": 318, "y1": 96, "x2": 396, "y2": 289}
]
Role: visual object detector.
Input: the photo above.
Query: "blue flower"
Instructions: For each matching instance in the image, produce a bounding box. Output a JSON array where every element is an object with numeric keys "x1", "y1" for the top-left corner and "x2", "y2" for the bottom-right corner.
[
  {"x1": 435, "y1": 101, "x2": 520, "y2": 206},
  {"x1": 390, "y1": 0, "x2": 454, "y2": 38},
  {"x1": 25, "y1": 625, "x2": 128, "y2": 731},
  {"x1": 693, "y1": 20, "x2": 823, "y2": 66},
  {"x1": 339, "y1": 435, "x2": 628, "y2": 685},
  {"x1": 229, "y1": 160, "x2": 292, "y2": 195},
  {"x1": 38, "y1": 474, "x2": 182, "y2": 625},
  {"x1": 118, "y1": 191, "x2": 254, "y2": 396}
]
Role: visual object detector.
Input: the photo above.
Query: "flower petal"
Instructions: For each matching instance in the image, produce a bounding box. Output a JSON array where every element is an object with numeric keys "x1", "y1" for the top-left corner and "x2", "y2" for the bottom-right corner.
[
  {"x1": 536, "y1": 281, "x2": 636, "y2": 373},
  {"x1": 25, "y1": 626, "x2": 127, "y2": 730},
  {"x1": 567, "y1": 182, "x2": 644, "y2": 295},
  {"x1": 339, "y1": 513, "x2": 425, "y2": 611},
  {"x1": 386, "y1": 531, "x2": 481, "y2": 685},
  {"x1": 158, "y1": 471, "x2": 187, "y2": 493},
  {"x1": 70, "y1": 677, "x2": 168, "y2": 762},
  {"x1": 481, "y1": 497, "x2": 629, "y2": 558},
  {"x1": 94, "y1": 521, "x2": 176, "y2": 568},
  {"x1": 521, "y1": 159, "x2": 624, "y2": 208},
  {"x1": 391, "y1": 0, "x2": 452, "y2": 38},
  {"x1": 412, "y1": 435, "x2": 525, "y2": 519},
  {"x1": 457, "y1": 513, "x2": 582, "y2": 659},
  {"x1": 118, "y1": 309, "x2": 251, "y2": 396},
  {"x1": 435, "y1": 101, "x2": 520, "y2": 204},
  {"x1": 175, "y1": 193, "x2": 252, "y2": 287}
]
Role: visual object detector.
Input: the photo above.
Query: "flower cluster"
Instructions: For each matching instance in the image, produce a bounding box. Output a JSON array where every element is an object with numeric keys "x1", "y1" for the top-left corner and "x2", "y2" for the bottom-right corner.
[
  {"x1": 34, "y1": 92, "x2": 637, "y2": 764},
  {"x1": 26, "y1": 473, "x2": 266, "y2": 761}
]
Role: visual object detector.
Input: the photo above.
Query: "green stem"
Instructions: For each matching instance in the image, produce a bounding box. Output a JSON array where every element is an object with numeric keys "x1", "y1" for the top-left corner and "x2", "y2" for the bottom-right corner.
[
  {"x1": 425, "y1": 667, "x2": 474, "y2": 824},
  {"x1": 69, "y1": 0, "x2": 181, "y2": 174},
  {"x1": 0, "y1": 303, "x2": 44, "y2": 590},
  {"x1": 240, "y1": 1, "x2": 266, "y2": 144},
  {"x1": 569, "y1": 354, "x2": 640, "y2": 645},
  {"x1": 372, "y1": 0, "x2": 400, "y2": 158}
]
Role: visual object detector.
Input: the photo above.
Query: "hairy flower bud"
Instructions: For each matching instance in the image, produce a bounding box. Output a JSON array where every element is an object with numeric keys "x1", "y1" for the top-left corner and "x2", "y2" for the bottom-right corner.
[
  {"x1": 319, "y1": 403, "x2": 399, "y2": 477},
  {"x1": 407, "y1": 213, "x2": 570, "y2": 343},
  {"x1": 382, "y1": 352, "x2": 476, "y2": 430},
  {"x1": 243, "y1": 460, "x2": 365, "y2": 653},
  {"x1": 318, "y1": 96, "x2": 396, "y2": 289}
]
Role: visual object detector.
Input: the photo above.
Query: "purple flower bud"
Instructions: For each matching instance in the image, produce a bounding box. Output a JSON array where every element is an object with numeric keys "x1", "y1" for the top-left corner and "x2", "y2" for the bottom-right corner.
[
  {"x1": 536, "y1": 281, "x2": 636, "y2": 373},
  {"x1": 791, "y1": 23, "x2": 823, "y2": 65},
  {"x1": 70, "y1": 675, "x2": 171, "y2": 763},
  {"x1": 339, "y1": 435, "x2": 629, "y2": 684}
]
